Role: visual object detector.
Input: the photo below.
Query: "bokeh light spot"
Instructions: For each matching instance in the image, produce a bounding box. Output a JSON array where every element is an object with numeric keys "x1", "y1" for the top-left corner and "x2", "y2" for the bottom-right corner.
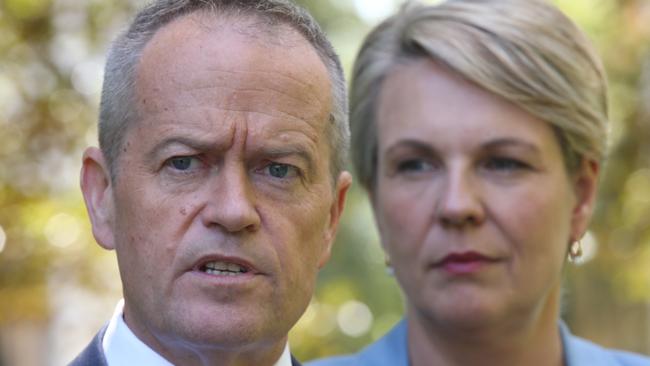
[
  {"x1": 353, "y1": 0, "x2": 396, "y2": 24},
  {"x1": 0, "y1": 225, "x2": 6, "y2": 253},
  {"x1": 337, "y1": 300, "x2": 373, "y2": 337},
  {"x1": 303, "y1": 302, "x2": 337, "y2": 337},
  {"x1": 44, "y1": 213, "x2": 81, "y2": 248},
  {"x1": 71, "y1": 60, "x2": 104, "y2": 97}
]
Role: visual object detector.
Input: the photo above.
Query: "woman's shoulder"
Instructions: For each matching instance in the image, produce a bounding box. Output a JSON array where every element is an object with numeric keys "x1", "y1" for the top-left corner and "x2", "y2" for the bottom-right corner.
[
  {"x1": 305, "y1": 354, "x2": 358, "y2": 366},
  {"x1": 562, "y1": 323, "x2": 650, "y2": 366},
  {"x1": 307, "y1": 319, "x2": 650, "y2": 366},
  {"x1": 305, "y1": 319, "x2": 409, "y2": 366}
]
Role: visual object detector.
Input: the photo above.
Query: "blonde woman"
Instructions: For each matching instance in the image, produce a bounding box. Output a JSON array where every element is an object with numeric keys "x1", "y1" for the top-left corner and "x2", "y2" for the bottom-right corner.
[{"x1": 309, "y1": 0, "x2": 650, "y2": 365}]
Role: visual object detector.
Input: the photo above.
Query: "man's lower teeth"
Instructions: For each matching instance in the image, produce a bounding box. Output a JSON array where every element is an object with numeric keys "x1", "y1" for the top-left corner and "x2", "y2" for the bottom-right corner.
[{"x1": 205, "y1": 269, "x2": 241, "y2": 276}]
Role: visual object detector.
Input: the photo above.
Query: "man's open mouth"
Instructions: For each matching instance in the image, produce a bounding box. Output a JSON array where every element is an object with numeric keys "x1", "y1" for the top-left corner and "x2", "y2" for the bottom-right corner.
[{"x1": 200, "y1": 261, "x2": 250, "y2": 276}]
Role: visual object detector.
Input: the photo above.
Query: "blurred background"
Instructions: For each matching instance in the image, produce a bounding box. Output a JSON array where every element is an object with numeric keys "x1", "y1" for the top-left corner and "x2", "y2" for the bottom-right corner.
[{"x1": 0, "y1": 0, "x2": 649, "y2": 364}]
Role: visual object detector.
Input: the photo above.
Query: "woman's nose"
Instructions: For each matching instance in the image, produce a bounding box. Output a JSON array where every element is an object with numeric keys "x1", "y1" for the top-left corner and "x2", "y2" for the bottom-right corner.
[{"x1": 436, "y1": 168, "x2": 485, "y2": 228}]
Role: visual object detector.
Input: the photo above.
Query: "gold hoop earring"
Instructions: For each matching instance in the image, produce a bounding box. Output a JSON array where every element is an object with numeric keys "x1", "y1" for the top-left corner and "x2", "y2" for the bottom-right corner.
[{"x1": 568, "y1": 240, "x2": 583, "y2": 262}]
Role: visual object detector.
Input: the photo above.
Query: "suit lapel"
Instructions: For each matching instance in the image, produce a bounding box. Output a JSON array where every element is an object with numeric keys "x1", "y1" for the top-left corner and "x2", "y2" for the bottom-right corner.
[
  {"x1": 291, "y1": 354, "x2": 302, "y2": 366},
  {"x1": 67, "y1": 326, "x2": 109, "y2": 366}
]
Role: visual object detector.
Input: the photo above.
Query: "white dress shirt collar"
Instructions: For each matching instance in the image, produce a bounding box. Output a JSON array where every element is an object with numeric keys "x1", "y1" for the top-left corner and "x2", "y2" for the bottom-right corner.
[{"x1": 102, "y1": 300, "x2": 292, "y2": 366}]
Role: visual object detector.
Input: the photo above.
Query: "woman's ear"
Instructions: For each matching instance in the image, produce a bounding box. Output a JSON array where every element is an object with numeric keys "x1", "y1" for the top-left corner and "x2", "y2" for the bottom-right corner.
[
  {"x1": 80, "y1": 147, "x2": 116, "y2": 250},
  {"x1": 570, "y1": 159, "x2": 600, "y2": 241}
]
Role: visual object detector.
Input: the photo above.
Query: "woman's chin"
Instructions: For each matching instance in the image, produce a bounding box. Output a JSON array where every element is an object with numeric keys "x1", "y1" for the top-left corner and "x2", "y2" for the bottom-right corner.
[{"x1": 412, "y1": 296, "x2": 510, "y2": 332}]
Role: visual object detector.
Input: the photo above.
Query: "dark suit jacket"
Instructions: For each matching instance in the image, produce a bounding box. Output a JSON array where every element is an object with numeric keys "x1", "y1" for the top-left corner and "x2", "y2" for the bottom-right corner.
[
  {"x1": 68, "y1": 327, "x2": 302, "y2": 366},
  {"x1": 67, "y1": 327, "x2": 108, "y2": 366}
]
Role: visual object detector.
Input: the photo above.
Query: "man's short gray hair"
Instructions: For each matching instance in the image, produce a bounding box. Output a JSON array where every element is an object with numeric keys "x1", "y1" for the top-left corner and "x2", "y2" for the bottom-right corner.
[
  {"x1": 351, "y1": 0, "x2": 609, "y2": 190},
  {"x1": 100, "y1": 0, "x2": 348, "y2": 180}
]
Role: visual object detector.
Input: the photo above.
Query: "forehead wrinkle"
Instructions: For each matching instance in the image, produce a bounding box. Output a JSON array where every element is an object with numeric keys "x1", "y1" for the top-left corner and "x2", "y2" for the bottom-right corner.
[
  {"x1": 151, "y1": 70, "x2": 327, "y2": 127},
  {"x1": 183, "y1": 86, "x2": 317, "y2": 122},
  {"x1": 186, "y1": 82, "x2": 329, "y2": 128},
  {"x1": 198, "y1": 68, "x2": 326, "y2": 107},
  {"x1": 200, "y1": 105, "x2": 323, "y2": 133},
  {"x1": 192, "y1": 84, "x2": 312, "y2": 108},
  {"x1": 138, "y1": 100, "x2": 321, "y2": 144},
  {"x1": 140, "y1": 118, "x2": 237, "y2": 154}
]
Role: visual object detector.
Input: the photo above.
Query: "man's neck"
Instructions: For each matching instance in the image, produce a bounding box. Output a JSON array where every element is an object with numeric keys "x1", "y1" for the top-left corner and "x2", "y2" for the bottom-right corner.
[
  {"x1": 105, "y1": 301, "x2": 290, "y2": 366},
  {"x1": 151, "y1": 338, "x2": 289, "y2": 366},
  {"x1": 129, "y1": 321, "x2": 289, "y2": 366}
]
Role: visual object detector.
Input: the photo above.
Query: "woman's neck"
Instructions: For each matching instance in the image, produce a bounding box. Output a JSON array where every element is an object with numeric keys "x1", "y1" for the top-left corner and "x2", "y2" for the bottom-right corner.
[{"x1": 407, "y1": 286, "x2": 564, "y2": 366}]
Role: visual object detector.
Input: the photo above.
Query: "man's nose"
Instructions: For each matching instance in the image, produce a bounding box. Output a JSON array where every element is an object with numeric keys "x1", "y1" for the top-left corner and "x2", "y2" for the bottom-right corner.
[
  {"x1": 436, "y1": 167, "x2": 485, "y2": 228},
  {"x1": 201, "y1": 165, "x2": 261, "y2": 233}
]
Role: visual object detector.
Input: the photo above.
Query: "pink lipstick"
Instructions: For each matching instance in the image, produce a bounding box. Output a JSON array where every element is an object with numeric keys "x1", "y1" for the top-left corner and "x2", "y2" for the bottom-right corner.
[{"x1": 436, "y1": 252, "x2": 495, "y2": 275}]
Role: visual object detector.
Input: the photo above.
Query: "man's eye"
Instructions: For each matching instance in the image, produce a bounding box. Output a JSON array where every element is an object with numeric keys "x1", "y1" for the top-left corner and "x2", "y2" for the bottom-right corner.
[
  {"x1": 267, "y1": 163, "x2": 296, "y2": 178},
  {"x1": 168, "y1": 156, "x2": 197, "y2": 171}
]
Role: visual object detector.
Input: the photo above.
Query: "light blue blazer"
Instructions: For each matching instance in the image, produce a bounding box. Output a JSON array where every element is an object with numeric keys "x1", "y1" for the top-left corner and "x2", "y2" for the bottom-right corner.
[{"x1": 307, "y1": 319, "x2": 650, "y2": 366}]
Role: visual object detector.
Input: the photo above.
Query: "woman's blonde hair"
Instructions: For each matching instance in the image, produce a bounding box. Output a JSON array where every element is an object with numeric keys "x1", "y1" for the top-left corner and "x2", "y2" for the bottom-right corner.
[{"x1": 351, "y1": 0, "x2": 608, "y2": 190}]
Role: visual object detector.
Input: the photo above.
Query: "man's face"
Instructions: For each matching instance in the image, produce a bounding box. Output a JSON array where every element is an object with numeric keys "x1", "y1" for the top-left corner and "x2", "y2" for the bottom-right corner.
[{"x1": 82, "y1": 14, "x2": 350, "y2": 357}]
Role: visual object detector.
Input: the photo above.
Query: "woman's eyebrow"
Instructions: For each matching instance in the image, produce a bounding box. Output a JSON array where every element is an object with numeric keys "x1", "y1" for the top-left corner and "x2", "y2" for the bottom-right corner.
[
  {"x1": 384, "y1": 139, "x2": 437, "y2": 157},
  {"x1": 481, "y1": 138, "x2": 541, "y2": 154}
]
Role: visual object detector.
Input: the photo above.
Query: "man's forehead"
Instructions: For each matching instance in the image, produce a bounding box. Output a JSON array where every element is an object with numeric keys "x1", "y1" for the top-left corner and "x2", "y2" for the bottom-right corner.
[
  {"x1": 134, "y1": 10, "x2": 329, "y2": 103},
  {"x1": 136, "y1": 46, "x2": 329, "y2": 123},
  {"x1": 128, "y1": 8, "x2": 332, "y2": 148}
]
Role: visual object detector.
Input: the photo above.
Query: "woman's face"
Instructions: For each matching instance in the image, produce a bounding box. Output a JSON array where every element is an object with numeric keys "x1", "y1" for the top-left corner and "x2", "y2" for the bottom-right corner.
[{"x1": 372, "y1": 60, "x2": 598, "y2": 328}]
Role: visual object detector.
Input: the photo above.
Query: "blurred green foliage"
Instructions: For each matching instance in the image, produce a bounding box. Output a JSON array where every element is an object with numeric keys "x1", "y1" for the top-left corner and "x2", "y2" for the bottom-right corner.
[{"x1": 0, "y1": 0, "x2": 648, "y2": 362}]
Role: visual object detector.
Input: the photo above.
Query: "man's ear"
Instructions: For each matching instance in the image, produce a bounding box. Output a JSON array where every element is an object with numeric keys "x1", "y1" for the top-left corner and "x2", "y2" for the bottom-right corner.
[
  {"x1": 570, "y1": 159, "x2": 600, "y2": 242},
  {"x1": 80, "y1": 147, "x2": 116, "y2": 250},
  {"x1": 318, "y1": 171, "x2": 352, "y2": 268}
]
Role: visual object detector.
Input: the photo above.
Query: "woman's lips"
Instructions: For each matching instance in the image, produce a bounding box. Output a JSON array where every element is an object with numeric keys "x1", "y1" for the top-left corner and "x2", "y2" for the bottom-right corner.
[{"x1": 435, "y1": 251, "x2": 499, "y2": 275}]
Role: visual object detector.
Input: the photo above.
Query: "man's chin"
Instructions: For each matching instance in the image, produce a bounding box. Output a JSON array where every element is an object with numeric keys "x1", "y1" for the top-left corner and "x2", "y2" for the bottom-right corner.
[{"x1": 163, "y1": 311, "x2": 285, "y2": 349}]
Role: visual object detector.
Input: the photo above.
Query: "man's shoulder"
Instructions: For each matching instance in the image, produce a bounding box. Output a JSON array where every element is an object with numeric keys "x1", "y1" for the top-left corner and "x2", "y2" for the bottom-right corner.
[
  {"x1": 564, "y1": 326, "x2": 650, "y2": 366},
  {"x1": 66, "y1": 325, "x2": 302, "y2": 366},
  {"x1": 67, "y1": 327, "x2": 108, "y2": 366},
  {"x1": 291, "y1": 354, "x2": 303, "y2": 366},
  {"x1": 306, "y1": 319, "x2": 409, "y2": 366}
]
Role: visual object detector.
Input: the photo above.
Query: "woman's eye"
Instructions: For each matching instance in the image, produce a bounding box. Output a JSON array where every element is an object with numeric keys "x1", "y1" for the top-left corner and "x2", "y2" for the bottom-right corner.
[
  {"x1": 167, "y1": 156, "x2": 198, "y2": 171},
  {"x1": 397, "y1": 159, "x2": 432, "y2": 173},
  {"x1": 266, "y1": 163, "x2": 298, "y2": 179},
  {"x1": 484, "y1": 157, "x2": 529, "y2": 171}
]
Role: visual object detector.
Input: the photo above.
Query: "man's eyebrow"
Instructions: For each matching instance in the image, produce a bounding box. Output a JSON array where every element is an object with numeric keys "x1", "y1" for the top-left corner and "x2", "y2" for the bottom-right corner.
[
  {"x1": 260, "y1": 144, "x2": 315, "y2": 169},
  {"x1": 145, "y1": 137, "x2": 317, "y2": 168},
  {"x1": 146, "y1": 136, "x2": 221, "y2": 160}
]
